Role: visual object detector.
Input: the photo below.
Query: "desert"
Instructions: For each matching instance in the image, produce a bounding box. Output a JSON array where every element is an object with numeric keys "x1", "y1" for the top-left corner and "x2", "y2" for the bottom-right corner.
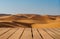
[{"x1": 0, "y1": 14, "x2": 60, "y2": 28}]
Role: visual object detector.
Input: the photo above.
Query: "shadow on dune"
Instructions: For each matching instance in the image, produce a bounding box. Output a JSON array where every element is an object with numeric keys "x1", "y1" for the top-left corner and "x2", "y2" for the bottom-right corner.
[
  {"x1": 13, "y1": 21, "x2": 32, "y2": 28},
  {"x1": 0, "y1": 21, "x2": 32, "y2": 28},
  {"x1": 0, "y1": 23, "x2": 14, "y2": 28}
]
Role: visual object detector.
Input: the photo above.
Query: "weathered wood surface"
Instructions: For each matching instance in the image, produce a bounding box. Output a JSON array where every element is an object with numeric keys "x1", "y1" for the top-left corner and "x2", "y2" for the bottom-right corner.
[{"x1": 0, "y1": 28, "x2": 60, "y2": 39}]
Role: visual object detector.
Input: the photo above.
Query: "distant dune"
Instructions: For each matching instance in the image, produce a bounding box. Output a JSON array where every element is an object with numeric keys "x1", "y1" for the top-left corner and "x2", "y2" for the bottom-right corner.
[{"x1": 0, "y1": 14, "x2": 60, "y2": 28}]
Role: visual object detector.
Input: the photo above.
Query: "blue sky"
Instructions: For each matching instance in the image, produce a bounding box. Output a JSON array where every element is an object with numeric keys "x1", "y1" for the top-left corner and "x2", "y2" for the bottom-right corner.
[{"x1": 0, "y1": 0, "x2": 60, "y2": 15}]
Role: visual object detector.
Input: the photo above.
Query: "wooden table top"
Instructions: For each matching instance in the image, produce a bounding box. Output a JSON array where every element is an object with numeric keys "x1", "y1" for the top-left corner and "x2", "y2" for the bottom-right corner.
[{"x1": 0, "y1": 28, "x2": 60, "y2": 39}]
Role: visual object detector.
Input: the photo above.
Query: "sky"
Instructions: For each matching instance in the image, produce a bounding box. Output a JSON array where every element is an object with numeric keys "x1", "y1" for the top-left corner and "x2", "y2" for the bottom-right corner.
[{"x1": 0, "y1": 0, "x2": 60, "y2": 15}]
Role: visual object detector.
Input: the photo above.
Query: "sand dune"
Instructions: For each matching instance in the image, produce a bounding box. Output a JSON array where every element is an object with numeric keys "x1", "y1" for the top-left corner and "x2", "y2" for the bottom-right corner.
[{"x1": 0, "y1": 14, "x2": 60, "y2": 28}]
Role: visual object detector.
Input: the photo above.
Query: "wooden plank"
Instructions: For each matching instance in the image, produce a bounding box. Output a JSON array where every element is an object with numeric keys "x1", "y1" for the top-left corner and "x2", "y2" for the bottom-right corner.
[
  {"x1": 38, "y1": 29, "x2": 53, "y2": 39},
  {"x1": 44, "y1": 28, "x2": 60, "y2": 39},
  {"x1": 32, "y1": 28, "x2": 42, "y2": 39},
  {"x1": 0, "y1": 28, "x2": 9, "y2": 31},
  {"x1": 8, "y1": 28, "x2": 24, "y2": 39},
  {"x1": 0, "y1": 28, "x2": 18, "y2": 39},
  {"x1": 20, "y1": 28, "x2": 32, "y2": 39},
  {"x1": 48, "y1": 28, "x2": 60, "y2": 35},
  {"x1": 53, "y1": 28, "x2": 60, "y2": 32},
  {"x1": 55, "y1": 28, "x2": 60, "y2": 30},
  {"x1": 0, "y1": 28, "x2": 11, "y2": 36}
]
